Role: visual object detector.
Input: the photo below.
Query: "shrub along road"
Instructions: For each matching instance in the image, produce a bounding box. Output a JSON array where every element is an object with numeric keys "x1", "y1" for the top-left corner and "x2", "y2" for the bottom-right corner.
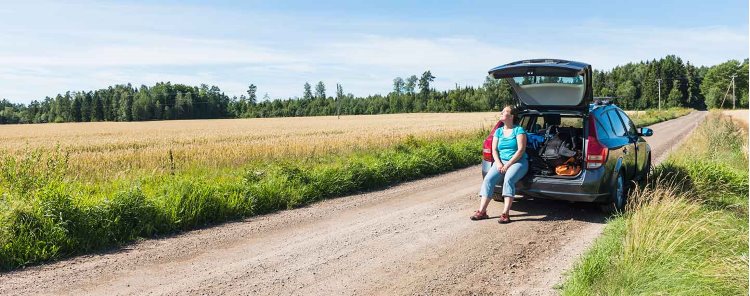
[{"x1": 0, "y1": 111, "x2": 707, "y2": 295}]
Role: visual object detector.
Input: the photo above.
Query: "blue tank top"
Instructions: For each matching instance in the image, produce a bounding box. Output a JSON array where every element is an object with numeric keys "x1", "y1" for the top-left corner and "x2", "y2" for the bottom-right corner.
[{"x1": 494, "y1": 125, "x2": 528, "y2": 162}]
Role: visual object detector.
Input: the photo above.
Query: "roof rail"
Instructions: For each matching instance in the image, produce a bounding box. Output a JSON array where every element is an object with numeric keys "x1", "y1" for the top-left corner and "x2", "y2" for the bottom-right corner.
[{"x1": 593, "y1": 96, "x2": 616, "y2": 106}]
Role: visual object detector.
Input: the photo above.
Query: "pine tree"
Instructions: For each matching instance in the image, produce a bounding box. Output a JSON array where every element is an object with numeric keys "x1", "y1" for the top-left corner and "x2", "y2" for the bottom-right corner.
[
  {"x1": 303, "y1": 82, "x2": 313, "y2": 100},
  {"x1": 392, "y1": 77, "x2": 404, "y2": 95},
  {"x1": 315, "y1": 81, "x2": 326, "y2": 99},
  {"x1": 667, "y1": 81, "x2": 683, "y2": 108},
  {"x1": 405, "y1": 75, "x2": 418, "y2": 94},
  {"x1": 247, "y1": 84, "x2": 257, "y2": 105}
]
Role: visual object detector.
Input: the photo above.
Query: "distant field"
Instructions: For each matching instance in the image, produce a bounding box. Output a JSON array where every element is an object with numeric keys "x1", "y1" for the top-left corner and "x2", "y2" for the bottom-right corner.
[
  {"x1": 722, "y1": 109, "x2": 749, "y2": 129},
  {"x1": 0, "y1": 113, "x2": 499, "y2": 180},
  {"x1": 0, "y1": 110, "x2": 686, "y2": 181}
]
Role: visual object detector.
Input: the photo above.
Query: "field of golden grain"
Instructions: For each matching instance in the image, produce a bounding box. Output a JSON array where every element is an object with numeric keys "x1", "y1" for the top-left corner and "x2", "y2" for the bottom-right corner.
[
  {"x1": 0, "y1": 113, "x2": 500, "y2": 180},
  {"x1": 0, "y1": 109, "x2": 692, "y2": 271},
  {"x1": 722, "y1": 109, "x2": 749, "y2": 130}
]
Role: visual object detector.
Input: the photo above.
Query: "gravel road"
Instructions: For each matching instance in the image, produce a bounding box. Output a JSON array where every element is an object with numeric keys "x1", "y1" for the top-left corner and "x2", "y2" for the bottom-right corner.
[{"x1": 0, "y1": 111, "x2": 707, "y2": 296}]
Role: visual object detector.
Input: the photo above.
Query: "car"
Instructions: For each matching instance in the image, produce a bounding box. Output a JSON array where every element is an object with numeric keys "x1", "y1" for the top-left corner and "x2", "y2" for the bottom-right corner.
[{"x1": 481, "y1": 59, "x2": 654, "y2": 212}]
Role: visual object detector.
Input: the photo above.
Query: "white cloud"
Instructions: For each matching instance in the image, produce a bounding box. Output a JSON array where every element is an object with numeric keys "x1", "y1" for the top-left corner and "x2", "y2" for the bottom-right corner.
[
  {"x1": 0, "y1": 1, "x2": 746, "y2": 104},
  {"x1": 0, "y1": 34, "x2": 300, "y2": 67},
  {"x1": 562, "y1": 25, "x2": 748, "y2": 69}
]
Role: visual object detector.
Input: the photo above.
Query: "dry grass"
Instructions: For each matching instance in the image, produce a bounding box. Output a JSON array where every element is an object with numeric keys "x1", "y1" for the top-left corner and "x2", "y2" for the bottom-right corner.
[
  {"x1": 0, "y1": 109, "x2": 685, "y2": 181},
  {"x1": 721, "y1": 109, "x2": 749, "y2": 131},
  {"x1": 563, "y1": 111, "x2": 749, "y2": 295},
  {"x1": 0, "y1": 113, "x2": 499, "y2": 180}
]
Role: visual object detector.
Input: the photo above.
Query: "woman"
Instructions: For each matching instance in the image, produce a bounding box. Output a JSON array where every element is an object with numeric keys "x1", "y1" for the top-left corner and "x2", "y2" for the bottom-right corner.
[{"x1": 471, "y1": 105, "x2": 529, "y2": 223}]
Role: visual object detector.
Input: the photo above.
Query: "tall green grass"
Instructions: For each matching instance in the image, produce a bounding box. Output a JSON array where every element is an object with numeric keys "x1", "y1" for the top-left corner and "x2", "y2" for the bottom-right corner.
[
  {"x1": 0, "y1": 133, "x2": 483, "y2": 270},
  {"x1": 563, "y1": 111, "x2": 749, "y2": 295},
  {"x1": 630, "y1": 107, "x2": 693, "y2": 127}
]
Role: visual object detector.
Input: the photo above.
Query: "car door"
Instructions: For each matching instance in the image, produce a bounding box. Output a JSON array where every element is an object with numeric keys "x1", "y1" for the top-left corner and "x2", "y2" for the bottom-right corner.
[
  {"x1": 616, "y1": 110, "x2": 647, "y2": 177},
  {"x1": 604, "y1": 109, "x2": 636, "y2": 180}
]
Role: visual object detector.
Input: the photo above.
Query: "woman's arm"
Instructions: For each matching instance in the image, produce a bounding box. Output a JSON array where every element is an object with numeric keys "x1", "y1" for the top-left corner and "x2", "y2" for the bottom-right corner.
[{"x1": 492, "y1": 136, "x2": 503, "y2": 168}]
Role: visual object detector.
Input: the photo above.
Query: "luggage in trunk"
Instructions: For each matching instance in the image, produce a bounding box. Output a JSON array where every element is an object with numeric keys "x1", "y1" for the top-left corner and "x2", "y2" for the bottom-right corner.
[{"x1": 526, "y1": 125, "x2": 583, "y2": 177}]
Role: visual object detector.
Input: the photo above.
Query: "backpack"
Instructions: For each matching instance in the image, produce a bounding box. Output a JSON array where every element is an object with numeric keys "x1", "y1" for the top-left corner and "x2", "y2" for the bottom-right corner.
[
  {"x1": 540, "y1": 125, "x2": 578, "y2": 167},
  {"x1": 525, "y1": 136, "x2": 553, "y2": 176}
]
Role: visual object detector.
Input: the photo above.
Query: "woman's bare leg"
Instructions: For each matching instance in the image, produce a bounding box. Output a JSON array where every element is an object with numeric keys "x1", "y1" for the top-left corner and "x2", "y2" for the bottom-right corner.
[
  {"x1": 478, "y1": 196, "x2": 492, "y2": 213},
  {"x1": 502, "y1": 196, "x2": 513, "y2": 215}
]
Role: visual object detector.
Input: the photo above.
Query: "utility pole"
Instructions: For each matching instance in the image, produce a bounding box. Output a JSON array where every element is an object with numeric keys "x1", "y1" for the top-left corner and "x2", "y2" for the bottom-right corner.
[
  {"x1": 656, "y1": 79, "x2": 662, "y2": 110},
  {"x1": 731, "y1": 74, "x2": 737, "y2": 109}
]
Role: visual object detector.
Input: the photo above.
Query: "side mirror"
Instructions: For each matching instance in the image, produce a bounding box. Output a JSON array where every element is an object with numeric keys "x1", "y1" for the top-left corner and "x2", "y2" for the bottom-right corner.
[{"x1": 638, "y1": 127, "x2": 653, "y2": 137}]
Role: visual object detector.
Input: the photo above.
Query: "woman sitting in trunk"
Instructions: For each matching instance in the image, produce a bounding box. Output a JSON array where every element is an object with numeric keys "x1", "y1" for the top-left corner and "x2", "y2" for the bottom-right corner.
[{"x1": 471, "y1": 105, "x2": 528, "y2": 224}]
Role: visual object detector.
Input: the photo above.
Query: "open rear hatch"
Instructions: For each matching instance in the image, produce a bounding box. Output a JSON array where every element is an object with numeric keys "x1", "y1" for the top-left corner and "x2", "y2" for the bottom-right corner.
[{"x1": 488, "y1": 59, "x2": 592, "y2": 112}]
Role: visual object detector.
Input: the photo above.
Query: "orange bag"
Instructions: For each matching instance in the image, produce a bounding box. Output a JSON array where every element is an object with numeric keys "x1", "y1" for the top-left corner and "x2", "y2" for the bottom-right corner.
[{"x1": 555, "y1": 157, "x2": 581, "y2": 176}]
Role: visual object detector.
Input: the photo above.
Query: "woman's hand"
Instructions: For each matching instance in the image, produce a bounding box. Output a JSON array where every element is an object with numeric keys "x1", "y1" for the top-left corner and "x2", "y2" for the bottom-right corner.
[
  {"x1": 495, "y1": 161, "x2": 504, "y2": 172},
  {"x1": 500, "y1": 162, "x2": 512, "y2": 173}
]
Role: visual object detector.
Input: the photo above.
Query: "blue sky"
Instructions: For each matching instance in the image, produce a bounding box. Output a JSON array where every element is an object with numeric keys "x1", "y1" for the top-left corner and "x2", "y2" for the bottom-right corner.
[{"x1": 1, "y1": 0, "x2": 747, "y2": 104}]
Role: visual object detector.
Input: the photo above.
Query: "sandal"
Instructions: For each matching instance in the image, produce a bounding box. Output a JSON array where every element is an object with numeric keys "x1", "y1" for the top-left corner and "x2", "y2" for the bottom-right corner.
[
  {"x1": 470, "y1": 210, "x2": 489, "y2": 221},
  {"x1": 498, "y1": 213, "x2": 511, "y2": 224}
]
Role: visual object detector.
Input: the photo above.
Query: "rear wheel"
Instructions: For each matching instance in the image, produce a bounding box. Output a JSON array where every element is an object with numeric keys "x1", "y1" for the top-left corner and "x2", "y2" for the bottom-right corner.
[{"x1": 600, "y1": 171, "x2": 627, "y2": 214}]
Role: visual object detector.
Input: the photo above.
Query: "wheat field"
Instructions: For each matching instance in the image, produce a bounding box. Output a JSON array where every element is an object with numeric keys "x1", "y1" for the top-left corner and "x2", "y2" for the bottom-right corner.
[{"x1": 0, "y1": 113, "x2": 500, "y2": 180}]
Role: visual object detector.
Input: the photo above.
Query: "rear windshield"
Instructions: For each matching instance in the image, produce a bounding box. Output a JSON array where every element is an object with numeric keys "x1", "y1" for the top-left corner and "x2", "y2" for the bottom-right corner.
[
  {"x1": 506, "y1": 75, "x2": 585, "y2": 106},
  {"x1": 523, "y1": 114, "x2": 583, "y2": 134}
]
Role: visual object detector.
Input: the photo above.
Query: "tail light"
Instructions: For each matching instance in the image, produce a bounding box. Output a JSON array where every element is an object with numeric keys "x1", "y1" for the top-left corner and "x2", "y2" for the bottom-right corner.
[
  {"x1": 482, "y1": 121, "x2": 503, "y2": 162},
  {"x1": 586, "y1": 115, "x2": 608, "y2": 169},
  {"x1": 482, "y1": 136, "x2": 493, "y2": 161}
]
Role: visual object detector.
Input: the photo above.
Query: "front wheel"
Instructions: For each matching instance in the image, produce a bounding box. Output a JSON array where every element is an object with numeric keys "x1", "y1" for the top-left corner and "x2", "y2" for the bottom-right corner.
[{"x1": 600, "y1": 171, "x2": 627, "y2": 214}]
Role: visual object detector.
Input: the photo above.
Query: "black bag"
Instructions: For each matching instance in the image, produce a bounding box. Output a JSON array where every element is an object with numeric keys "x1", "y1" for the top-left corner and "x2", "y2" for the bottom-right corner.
[
  {"x1": 525, "y1": 144, "x2": 553, "y2": 176},
  {"x1": 540, "y1": 125, "x2": 578, "y2": 168}
]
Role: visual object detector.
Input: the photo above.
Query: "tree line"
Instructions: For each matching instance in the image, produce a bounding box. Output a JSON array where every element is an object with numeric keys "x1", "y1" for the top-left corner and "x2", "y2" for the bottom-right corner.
[
  {"x1": 0, "y1": 55, "x2": 747, "y2": 124},
  {"x1": 593, "y1": 55, "x2": 748, "y2": 111}
]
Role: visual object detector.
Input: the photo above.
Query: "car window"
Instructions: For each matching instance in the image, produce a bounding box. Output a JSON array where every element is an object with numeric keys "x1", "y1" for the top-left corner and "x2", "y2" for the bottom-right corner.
[
  {"x1": 519, "y1": 115, "x2": 532, "y2": 131},
  {"x1": 600, "y1": 112, "x2": 617, "y2": 135},
  {"x1": 606, "y1": 110, "x2": 627, "y2": 137},
  {"x1": 560, "y1": 117, "x2": 583, "y2": 128},
  {"x1": 616, "y1": 110, "x2": 637, "y2": 136},
  {"x1": 532, "y1": 116, "x2": 545, "y2": 133},
  {"x1": 594, "y1": 115, "x2": 612, "y2": 138}
]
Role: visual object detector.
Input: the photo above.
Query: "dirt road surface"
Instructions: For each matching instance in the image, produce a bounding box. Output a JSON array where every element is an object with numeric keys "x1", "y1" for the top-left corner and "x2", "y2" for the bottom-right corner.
[{"x1": 0, "y1": 111, "x2": 707, "y2": 296}]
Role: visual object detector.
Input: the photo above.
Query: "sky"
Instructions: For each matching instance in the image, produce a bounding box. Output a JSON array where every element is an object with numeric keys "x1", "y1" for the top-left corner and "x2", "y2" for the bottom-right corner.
[{"x1": 0, "y1": 0, "x2": 747, "y2": 104}]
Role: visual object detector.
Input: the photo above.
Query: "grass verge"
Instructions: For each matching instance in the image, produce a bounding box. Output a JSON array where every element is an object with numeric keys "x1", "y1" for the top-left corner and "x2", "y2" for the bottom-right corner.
[
  {"x1": 562, "y1": 111, "x2": 748, "y2": 295},
  {"x1": 630, "y1": 107, "x2": 693, "y2": 127}
]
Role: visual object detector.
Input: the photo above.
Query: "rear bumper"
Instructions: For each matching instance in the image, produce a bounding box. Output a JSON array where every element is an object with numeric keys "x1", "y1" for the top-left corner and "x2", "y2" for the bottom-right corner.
[{"x1": 481, "y1": 160, "x2": 611, "y2": 203}]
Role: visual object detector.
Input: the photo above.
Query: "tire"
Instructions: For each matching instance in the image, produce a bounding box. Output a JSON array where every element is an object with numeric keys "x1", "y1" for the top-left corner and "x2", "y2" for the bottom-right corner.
[{"x1": 600, "y1": 170, "x2": 627, "y2": 214}]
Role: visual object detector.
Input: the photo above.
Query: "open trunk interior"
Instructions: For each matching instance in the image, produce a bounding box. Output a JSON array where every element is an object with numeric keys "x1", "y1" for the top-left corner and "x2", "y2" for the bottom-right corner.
[{"x1": 524, "y1": 114, "x2": 585, "y2": 178}]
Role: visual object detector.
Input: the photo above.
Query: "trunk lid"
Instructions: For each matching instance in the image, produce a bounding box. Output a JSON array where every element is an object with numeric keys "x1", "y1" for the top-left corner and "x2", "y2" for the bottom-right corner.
[{"x1": 488, "y1": 59, "x2": 592, "y2": 112}]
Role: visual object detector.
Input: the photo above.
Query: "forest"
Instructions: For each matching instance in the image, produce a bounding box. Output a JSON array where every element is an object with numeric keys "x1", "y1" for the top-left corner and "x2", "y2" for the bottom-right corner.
[{"x1": 0, "y1": 55, "x2": 746, "y2": 124}]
